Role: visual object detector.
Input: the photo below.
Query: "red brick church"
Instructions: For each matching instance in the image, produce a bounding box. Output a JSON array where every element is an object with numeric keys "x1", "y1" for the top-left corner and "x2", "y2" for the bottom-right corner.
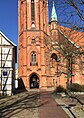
[{"x1": 18, "y1": 0, "x2": 84, "y2": 90}]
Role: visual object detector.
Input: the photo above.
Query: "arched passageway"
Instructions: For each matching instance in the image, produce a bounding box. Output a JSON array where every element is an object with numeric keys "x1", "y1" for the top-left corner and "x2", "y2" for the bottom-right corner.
[{"x1": 30, "y1": 73, "x2": 39, "y2": 89}]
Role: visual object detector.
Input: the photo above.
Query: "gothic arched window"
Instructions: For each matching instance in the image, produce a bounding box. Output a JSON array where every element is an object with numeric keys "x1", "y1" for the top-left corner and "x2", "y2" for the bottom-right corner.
[
  {"x1": 31, "y1": 52, "x2": 37, "y2": 66},
  {"x1": 51, "y1": 53, "x2": 57, "y2": 61},
  {"x1": 32, "y1": 52, "x2": 36, "y2": 62},
  {"x1": 51, "y1": 53, "x2": 57, "y2": 67}
]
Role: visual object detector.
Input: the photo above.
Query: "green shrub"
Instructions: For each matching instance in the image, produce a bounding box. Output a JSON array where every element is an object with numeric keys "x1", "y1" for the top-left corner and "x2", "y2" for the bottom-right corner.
[
  {"x1": 55, "y1": 85, "x2": 65, "y2": 93},
  {"x1": 70, "y1": 83, "x2": 83, "y2": 92},
  {"x1": 81, "y1": 85, "x2": 84, "y2": 91}
]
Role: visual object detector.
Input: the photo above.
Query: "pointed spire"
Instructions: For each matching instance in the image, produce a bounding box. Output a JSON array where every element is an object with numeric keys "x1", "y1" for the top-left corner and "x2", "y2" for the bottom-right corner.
[{"x1": 50, "y1": 0, "x2": 57, "y2": 22}]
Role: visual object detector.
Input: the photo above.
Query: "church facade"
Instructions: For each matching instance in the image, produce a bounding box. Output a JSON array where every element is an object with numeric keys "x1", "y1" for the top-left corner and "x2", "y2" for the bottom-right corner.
[{"x1": 18, "y1": 0, "x2": 84, "y2": 90}]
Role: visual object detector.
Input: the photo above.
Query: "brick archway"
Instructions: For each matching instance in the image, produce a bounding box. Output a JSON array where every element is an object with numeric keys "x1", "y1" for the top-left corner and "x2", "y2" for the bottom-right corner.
[{"x1": 30, "y1": 73, "x2": 39, "y2": 89}]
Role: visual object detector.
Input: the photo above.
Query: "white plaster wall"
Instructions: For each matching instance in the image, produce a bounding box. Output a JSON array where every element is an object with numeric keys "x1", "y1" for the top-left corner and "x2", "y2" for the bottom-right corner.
[{"x1": 0, "y1": 33, "x2": 15, "y2": 96}]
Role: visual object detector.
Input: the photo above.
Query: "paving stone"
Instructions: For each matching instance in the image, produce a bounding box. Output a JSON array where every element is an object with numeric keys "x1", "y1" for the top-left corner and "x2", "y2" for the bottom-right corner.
[
  {"x1": 1, "y1": 90, "x2": 83, "y2": 118},
  {"x1": 0, "y1": 91, "x2": 39, "y2": 118},
  {"x1": 53, "y1": 94, "x2": 84, "y2": 118}
]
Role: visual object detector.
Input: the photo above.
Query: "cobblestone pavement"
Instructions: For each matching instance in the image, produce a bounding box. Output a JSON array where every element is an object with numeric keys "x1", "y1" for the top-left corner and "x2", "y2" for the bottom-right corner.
[
  {"x1": 0, "y1": 90, "x2": 70, "y2": 118},
  {"x1": 1, "y1": 90, "x2": 83, "y2": 118},
  {"x1": 0, "y1": 91, "x2": 39, "y2": 118}
]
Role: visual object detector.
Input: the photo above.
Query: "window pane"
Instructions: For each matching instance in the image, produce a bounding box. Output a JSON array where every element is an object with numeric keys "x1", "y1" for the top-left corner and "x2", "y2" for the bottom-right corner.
[
  {"x1": 31, "y1": 52, "x2": 36, "y2": 64},
  {"x1": 31, "y1": 0, "x2": 35, "y2": 20},
  {"x1": 33, "y1": 54, "x2": 36, "y2": 62}
]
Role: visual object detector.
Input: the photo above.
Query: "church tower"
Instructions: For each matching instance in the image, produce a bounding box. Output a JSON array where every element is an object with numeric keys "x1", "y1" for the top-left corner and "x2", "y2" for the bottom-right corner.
[
  {"x1": 18, "y1": 0, "x2": 49, "y2": 89},
  {"x1": 18, "y1": 0, "x2": 84, "y2": 90}
]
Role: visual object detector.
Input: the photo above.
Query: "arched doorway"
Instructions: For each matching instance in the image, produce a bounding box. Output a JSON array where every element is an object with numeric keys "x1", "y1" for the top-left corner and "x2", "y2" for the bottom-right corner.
[{"x1": 30, "y1": 73, "x2": 39, "y2": 89}]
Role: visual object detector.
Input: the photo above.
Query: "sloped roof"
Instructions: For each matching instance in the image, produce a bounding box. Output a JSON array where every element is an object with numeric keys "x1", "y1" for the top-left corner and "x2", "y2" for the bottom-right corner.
[
  {"x1": 0, "y1": 31, "x2": 16, "y2": 46},
  {"x1": 58, "y1": 26, "x2": 84, "y2": 47}
]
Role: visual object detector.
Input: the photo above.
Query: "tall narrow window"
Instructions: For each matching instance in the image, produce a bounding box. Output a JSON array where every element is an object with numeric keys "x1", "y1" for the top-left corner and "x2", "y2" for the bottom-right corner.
[
  {"x1": 51, "y1": 53, "x2": 57, "y2": 67},
  {"x1": 32, "y1": 52, "x2": 36, "y2": 63},
  {"x1": 31, "y1": 0, "x2": 35, "y2": 21},
  {"x1": 30, "y1": 52, "x2": 38, "y2": 66}
]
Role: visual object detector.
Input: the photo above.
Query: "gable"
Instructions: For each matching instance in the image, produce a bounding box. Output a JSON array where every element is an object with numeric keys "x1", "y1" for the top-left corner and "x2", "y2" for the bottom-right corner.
[
  {"x1": 0, "y1": 31, "x2": 17, "y2": 63},
  {"x1": 0, "y1": 31, "x2": 16, "y2": 46}
]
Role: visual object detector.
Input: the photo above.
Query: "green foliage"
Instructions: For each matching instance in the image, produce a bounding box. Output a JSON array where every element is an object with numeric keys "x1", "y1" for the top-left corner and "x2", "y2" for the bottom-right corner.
[
  {"x1": 81, "y1": 85, "x2": 84, "y2": 91},
  {"x1": 55, "y1": 85, "x2": 65, "y2": 93},
  {"x1": 70, "y1": 83, "x2": 83, "y2": 92}
]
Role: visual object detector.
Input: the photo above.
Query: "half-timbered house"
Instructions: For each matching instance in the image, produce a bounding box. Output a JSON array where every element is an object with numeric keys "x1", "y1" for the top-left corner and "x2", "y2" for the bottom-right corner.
[{"x1": 0, "y1": 31, "x2": 17, "y2": 95}]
